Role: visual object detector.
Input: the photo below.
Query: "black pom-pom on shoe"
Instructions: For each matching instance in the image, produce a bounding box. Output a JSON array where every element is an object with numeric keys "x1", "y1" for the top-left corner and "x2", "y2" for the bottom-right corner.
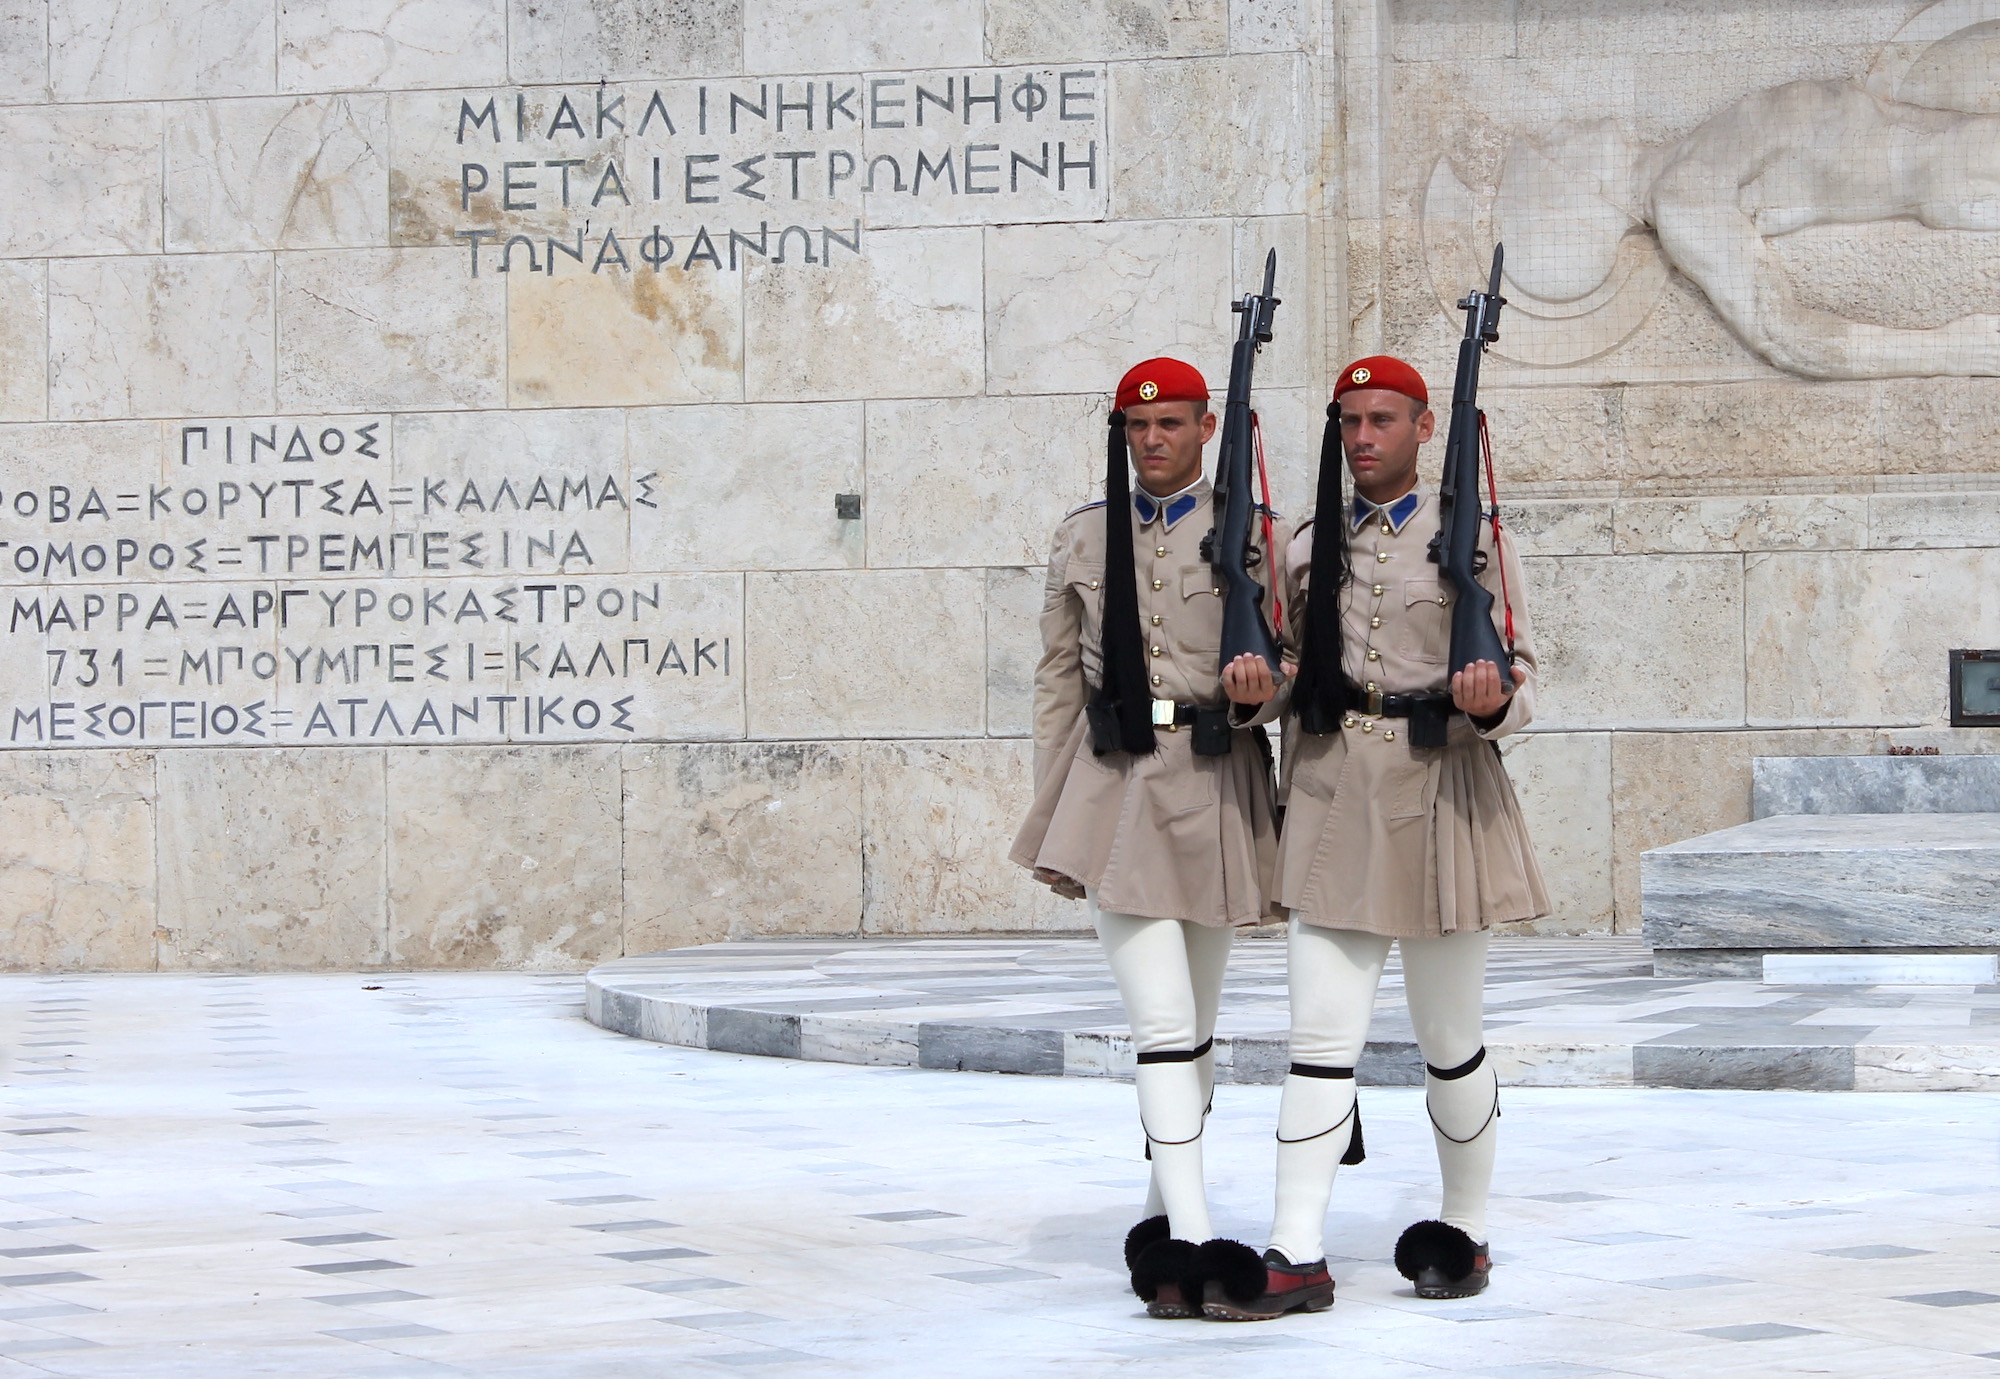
[
  {"x1": 1131, "y1": 1237, "x2": 1204, "y2": 1318},
  {"x1": 1124, "y1": 1215, "x2": 1170, "y2": 1273},
  {"x1": 1193, "y1": 1238, "x2": 1268, "y2": 1307},
  {"x1": 1394, "y1": 1220, "x2": 1489, "y2": 1299}
]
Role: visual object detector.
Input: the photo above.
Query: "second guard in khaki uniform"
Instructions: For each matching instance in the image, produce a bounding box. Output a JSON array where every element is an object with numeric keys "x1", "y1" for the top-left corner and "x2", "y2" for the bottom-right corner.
[
  {"x1": 1214, "y1": 356, "x2": 1549, "y2": 1321},
  {"x1": 1011, "y1": 357, "x2": 1287, "y2": 1318}
]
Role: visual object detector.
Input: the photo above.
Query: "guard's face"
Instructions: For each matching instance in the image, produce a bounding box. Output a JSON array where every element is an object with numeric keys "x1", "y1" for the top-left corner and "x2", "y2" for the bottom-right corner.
[
  {"x1": 1125, "y1": 401, "x2": 1216, "y2": 496},
  {"x1": 1339, "y1": 388, "x2": 1433, "y2": 497}
]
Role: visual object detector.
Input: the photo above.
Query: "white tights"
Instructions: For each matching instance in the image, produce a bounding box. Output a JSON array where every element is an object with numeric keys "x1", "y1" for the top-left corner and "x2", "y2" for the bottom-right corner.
[
  {"x1": 1092, "y1": 899, "x2": 1233, "y2": 1244},
  {"x1": 1267, "y1": 921, "x2": 1497, "y2": 1267}
]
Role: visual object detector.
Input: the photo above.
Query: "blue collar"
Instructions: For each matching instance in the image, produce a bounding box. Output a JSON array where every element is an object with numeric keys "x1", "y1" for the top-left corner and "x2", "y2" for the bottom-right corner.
[
  {"x1": 1352, "y1": 491, "x2": 1421, "y2": 534},
  {"x1": 1135, "y1": 490, "x2": 1201, "y2": 530}
]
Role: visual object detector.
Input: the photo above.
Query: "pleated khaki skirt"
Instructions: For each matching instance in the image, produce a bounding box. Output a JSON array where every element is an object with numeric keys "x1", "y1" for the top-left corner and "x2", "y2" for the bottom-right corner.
[
  {"x1": 1011, "y1": 712, "x2": 1282, "y2": 928},
  {"x1": 1278, "y1": 715, "x2": 1549, "y2": 939}
]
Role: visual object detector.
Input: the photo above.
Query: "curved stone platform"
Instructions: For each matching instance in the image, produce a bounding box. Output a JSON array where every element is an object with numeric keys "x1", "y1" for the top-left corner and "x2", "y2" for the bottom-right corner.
[{"x1": 585, "y1": 936, "x2": 2000, "y2": 1092}]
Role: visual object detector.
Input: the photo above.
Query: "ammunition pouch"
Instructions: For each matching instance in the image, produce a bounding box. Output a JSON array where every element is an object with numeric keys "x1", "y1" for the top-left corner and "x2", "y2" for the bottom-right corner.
[
  {"x1": 1086, "y1": 698, "x2": 1126, "y2": 756},
  {"x1": 1191, "y1": 705, "x2": 1233, "y2": 757}
]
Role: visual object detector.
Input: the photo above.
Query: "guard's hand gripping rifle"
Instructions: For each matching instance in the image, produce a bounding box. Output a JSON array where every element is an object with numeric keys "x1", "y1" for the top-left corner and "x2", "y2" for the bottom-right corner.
[
  {"x1": 1429, "y1": 244, "x2": 1513, "y2": 691},
  {"x1": 1206, "y1": 248, "x2": 1284, "y2": 680}
]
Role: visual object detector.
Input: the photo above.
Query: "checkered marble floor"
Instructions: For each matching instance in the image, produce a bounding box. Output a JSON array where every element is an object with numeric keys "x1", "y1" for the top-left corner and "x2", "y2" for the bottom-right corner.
[
  {"x1": 0, "y1": 971, "x2": 1996, "y2": 1377},
  {"x1": 589, "y1": 937, "x2": 2000, "y2": 1091}
]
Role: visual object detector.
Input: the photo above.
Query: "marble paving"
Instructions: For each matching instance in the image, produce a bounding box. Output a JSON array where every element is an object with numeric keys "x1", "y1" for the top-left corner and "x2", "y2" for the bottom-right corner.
[
  {"x1": 0, "y1": 971, "x2": 1995, "y2": 1377},
  {"x1": 589, "y1": 937, "x2": 2000, "y2": 1092}
]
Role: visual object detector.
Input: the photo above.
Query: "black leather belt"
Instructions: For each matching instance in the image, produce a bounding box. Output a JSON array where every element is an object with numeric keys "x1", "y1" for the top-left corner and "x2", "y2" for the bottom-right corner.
[{"x1": 1342, "y1": 686, "x2": 1457, "y2": 719}]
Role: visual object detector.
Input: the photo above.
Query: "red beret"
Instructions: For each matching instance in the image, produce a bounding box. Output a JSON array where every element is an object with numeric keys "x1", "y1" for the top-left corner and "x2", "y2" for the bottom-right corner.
[
  {"x1": 1115, "y1": 357, "x2": 1209, "y2": 413},
  {"x1": 1333, "y1": 355, "x2": 1428, "y2": 406}
]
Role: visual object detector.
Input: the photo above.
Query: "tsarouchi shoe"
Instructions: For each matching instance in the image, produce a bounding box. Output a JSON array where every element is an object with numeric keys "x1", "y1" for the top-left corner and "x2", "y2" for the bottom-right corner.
[
  {"x1": 1126, "y1": 1217, "x2": 1202, "y2": 1319},
  {"x1": 1394, "y1": 1219, "x2": 1491, "y2": 1299},
  {"x1": 1202, "y1": 1247, "x2": 1335, "y2": 1321}
]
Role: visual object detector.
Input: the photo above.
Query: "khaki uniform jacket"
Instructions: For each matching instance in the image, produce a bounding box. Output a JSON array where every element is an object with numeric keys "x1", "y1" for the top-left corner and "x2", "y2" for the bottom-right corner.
[
  {"x1": 1256, "y1": 487, "x2": 1549, "y2": 938},
  {"x1": 1009, "y1": 479, "x2": 1289, "y2": 927}
]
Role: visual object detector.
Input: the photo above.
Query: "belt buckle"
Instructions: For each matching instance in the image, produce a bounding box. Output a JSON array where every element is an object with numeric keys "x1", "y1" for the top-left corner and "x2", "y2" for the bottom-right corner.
[
  {"x1": 1152, "y1": 698, "x2": 1176, "y2": 727},
  {"x1": 1365, "y1": 689, "x2": 1384, "y2": 716}
]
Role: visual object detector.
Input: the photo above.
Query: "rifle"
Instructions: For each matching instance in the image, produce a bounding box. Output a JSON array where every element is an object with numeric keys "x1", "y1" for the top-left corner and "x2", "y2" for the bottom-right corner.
[
  {"x1": 1430, "y1": 244, "x2": 1513, "y2": 691},
  {"x1": 1206, "y1": 248, "x2": 1284, "y2": 681}
]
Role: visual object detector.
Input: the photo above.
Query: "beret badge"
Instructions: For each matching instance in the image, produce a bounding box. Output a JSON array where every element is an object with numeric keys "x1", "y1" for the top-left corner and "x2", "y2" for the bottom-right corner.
[
  {"x1": 1350, "y1": 366, "x2": 1371, "y2": 385},
  {"x1": 1138, "y1": 380, "x2": 1159, "y2": 401}
]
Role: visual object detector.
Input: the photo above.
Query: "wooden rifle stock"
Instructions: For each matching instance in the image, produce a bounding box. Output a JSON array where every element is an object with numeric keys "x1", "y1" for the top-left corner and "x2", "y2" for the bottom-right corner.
[
  {"x1": 1433, "y1": 245, "x2": 1513, "y2": 690},
  {"x1": 1208, "y1": 249, "x2": 1284, "y2": 679}
]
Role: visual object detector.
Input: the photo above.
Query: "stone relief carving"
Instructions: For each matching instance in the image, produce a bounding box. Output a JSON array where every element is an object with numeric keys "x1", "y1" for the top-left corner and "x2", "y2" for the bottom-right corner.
[{"x1": 1423, "y1": 0, "x2": 2000, "y2": 379}]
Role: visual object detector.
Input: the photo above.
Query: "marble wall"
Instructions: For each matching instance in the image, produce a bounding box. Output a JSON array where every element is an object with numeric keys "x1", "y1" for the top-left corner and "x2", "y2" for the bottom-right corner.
[{"x1": 0, "y1": 0, "x2": 1993, "y2": 967}]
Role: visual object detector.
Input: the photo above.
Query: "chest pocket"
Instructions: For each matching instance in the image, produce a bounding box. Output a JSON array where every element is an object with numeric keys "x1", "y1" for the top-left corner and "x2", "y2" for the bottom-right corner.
[
  {"x1": 1066, "y1": 560, "x2": 1105, "y2": 656},
  {"x1": 1178, "y1": 564, "x2": 1223, "y2": 655},
  {"x1": 1400, "y1": 577, "x2": 1449, "y2": 665}
]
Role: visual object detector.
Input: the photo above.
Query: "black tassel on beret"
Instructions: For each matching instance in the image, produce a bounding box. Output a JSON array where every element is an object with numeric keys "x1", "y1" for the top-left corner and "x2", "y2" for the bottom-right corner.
[
  {"x1": 1292, "y1": 402, "x2": 1357, "y2": 735},
  {"x1": 1088, "y1": 411, "x2": 1158, "y2": 757}
]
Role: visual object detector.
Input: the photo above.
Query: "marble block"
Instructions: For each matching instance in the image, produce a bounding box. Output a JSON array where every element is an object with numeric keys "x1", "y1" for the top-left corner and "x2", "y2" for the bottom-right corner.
[
  {"x1": 1763, "y1": 953, "x2": 1999, "y2": 985},
  {"x1": 1753, "y1": 755, "x2": 2000, "y2": 818},
  {"x1": 1643, "y1": 813, "x2": 2000, "y2": 973}
]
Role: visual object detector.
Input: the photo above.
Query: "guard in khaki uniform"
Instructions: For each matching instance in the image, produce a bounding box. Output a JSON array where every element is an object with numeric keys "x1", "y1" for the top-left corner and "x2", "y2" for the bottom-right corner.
[
  {"x1": 1010, "y1": 357, "x2": 1287, "y2": 1318},
  {"x1": 1213, "y1": 356, "x2": 1549, "y2": 1321}
]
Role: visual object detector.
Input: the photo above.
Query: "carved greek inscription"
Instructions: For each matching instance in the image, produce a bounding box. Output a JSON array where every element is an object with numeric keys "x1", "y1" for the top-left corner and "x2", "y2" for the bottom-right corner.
[
  {"x1": 0, "y1": 422, "x2": 738, "y2": 748},
  {"x1": 435, "y1": 68, "x2": 1108, "y2": 274}
]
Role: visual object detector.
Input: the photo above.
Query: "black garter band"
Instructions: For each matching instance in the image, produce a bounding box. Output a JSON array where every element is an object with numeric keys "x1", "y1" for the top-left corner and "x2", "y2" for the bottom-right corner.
[
  {"x1": 1276, "y1": 1062, "x2": 1366, "y2": 1164},
  {"x1": 1423, "y1": 1046, "x2": 1500, "y2": 1143}
]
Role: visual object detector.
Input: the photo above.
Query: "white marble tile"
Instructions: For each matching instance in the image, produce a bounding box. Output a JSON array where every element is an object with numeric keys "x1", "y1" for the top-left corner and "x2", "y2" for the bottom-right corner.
[
  {"x1": 985, "y1": 218, "x2": 1232, "y2": 397},
  {"x1": 0, "y1": 1, "x2": 47, "y2": 103},
  {"x1": 628, "y1": 402, "x2": 862, "y2": 571},
  {"x1": 0, "y1": 105, "x2": 162, "y2": 258},
  {"x1": 743, "y1": 227, "x2": 983, "y2": 402},
  {"x1": 276, "y1": 248, "x2": 505, "y2": 412},
  {"x1": 865, "y1": 393, "x2": 1099, "y2": 568},
  {"x1": 988, "y1": 0, "x2": 1228, "y2": 62},
  {"x1": 48, "y1": 256, "x2": 275, "y2": 421},
  {"x1": 279, "y1": 0, "x2": 507, "y2": 92},
  {"x1": 745, "y1": 570, "x2": 985, "y2": 738},
  {"x1": 0, "y1": 260, "x2": 45, "y2": 421},
  {"x1": 1110, "y1": 54, "x2": 1316, "y2": 219},
  {"x1": 49, "y1": 0, "x2": 275, "y2": 101},
  {"x1": 166, "y1": 96, "x2": 390, "y2": 252},
  {"x1": 507, "y1": 0, "x2": 742, "y2": 84},
  {"x1": 744, "y1": 0, "x2": 982, "y2": 73}
]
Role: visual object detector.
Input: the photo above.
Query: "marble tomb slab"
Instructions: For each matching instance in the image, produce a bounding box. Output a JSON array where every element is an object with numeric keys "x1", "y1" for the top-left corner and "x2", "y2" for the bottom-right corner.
[
  {"x1": 1643, "y1": 812, "x2": 2000, "y2": 976},
  {"x1": 1753, "y1": 755, "x2": 2000, "y2": 818}
]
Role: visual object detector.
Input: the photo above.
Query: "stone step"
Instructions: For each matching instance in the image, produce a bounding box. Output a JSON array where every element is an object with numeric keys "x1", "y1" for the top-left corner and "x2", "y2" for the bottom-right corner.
[
  {"x1": 1753, "y1": 755, "x2": 2000, "y2": 818},
  {"x1": 586, "y1": 936, "x2": 2000, "y2": 1092},
  {"x1": 1642, "y1": 812, "x2": 2000, "y2": 977}
]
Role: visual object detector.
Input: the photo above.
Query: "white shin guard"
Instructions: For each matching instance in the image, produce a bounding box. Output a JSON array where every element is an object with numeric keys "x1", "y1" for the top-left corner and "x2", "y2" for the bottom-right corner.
[
  {"x1": 1135, "y1": 1059, "x2": 1212, "y2": 1243},
  {"x1": 1266, "y1": 1070, "x2": 1358, "y2": 1267},
  {"x1": 1425, "y1": 1051, "x2": 1500, "y2": 1243}
]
